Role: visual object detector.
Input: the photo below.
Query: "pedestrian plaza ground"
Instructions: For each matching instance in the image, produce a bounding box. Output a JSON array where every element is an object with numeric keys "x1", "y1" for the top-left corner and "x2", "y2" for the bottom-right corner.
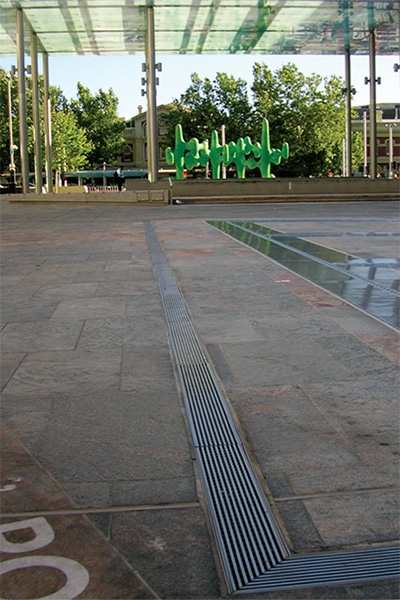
[{"x1": 0, "y1": 198, "x2": 399, "y2": 599}]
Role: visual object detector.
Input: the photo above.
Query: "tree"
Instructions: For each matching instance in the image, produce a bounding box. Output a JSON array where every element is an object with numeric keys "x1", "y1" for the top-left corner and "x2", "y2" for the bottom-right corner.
[
  {"x1": 51, "y1": 110, "x2": 93, "y2": 173},
  {"x1": 163, "y1": 63, "x2": 362, "y2": 178},
  {"x1": 163, "y1": 74, "x2": 220, "y2": 148},
  {"x1": 214, "y1": 72, "x2": 256, "y2": 142},
  {"x1": 351, "y1": 128, "x2": 364, "y2": 173},
  {"x1": 46, "y1": 85, "x2": 92, "y2": 174},
  {"x1": 0, "y1": 68, "x2": 16, "y2": 174},
  {"x1": 0, "y1": 69, "x2": 124, "y2": 178},
  {"x1": 163, "y1": 72, "x2": 254, "y2": 151},
  {"x1": 252, "y1": 62, "x2": 354, "y2": 177},
  {"x1": 0, "y1": 67, "x2": 33, "y2": 175},
  {"x1": 70, "y1": 83, "x2": 126, "y2": 167}
]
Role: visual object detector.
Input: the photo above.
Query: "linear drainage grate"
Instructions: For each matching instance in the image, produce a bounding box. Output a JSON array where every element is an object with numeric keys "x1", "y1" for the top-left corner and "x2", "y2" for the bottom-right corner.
[
  {"x1": 145, "y1": 222, "x2": 400, "y2": 594},
  {"x1": 247, "y1": 545, "x2": 400, "y2": 592}
]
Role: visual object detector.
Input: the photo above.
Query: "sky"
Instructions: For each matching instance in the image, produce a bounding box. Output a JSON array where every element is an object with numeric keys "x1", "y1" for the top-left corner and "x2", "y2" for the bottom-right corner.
[{"x1": 0, "y1": 52, "x2": 399, "y2": 120}]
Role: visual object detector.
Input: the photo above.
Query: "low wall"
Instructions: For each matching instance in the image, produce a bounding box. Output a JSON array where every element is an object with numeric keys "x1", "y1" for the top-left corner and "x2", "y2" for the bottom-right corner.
[
  {"x1": 7, "y1": 188, "x2": 170, "y2": 204},
  {"x1": 6, "y1": 177, "x2": 399, "y2": 204},
  {"x1": 171, "y1": 177, "x2": 399, "y2": 202}
]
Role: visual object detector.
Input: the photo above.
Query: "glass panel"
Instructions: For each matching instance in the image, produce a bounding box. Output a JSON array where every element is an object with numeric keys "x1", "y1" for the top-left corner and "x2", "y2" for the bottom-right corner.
[
  {"x1": 209, "y1": 220, "x2": 400, "y2": 330},
  {"x1": 0, "y1": 0, "x2": 398, "y2": 56}
]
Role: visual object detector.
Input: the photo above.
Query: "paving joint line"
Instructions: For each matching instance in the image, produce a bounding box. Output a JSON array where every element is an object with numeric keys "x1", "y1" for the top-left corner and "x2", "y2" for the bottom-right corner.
[
  {"x1": 0, "y1": 501, "x2": 200, "y2": 519},
  {"x1": 274, "y1": 486, "x2": 399, "y2": 502}
]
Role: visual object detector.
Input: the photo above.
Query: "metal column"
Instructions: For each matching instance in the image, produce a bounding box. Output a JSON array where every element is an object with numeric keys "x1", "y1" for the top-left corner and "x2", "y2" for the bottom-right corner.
[
  {"x1": 363, "y1": 110, "x2": 368, "y2": 177},
  {"x1": 6, "y1": 72, "x2": 16, "y2": 192},
  {"x1": 146, "y1": 5, "x2": 158, "y2": 183},
  {"x1": 344, "y1": 48, "x2": 352, "y2": 177},
  {"x1": 388, "y1": 125, "x2": 394, "y2": 179},
  {"x1": 43, "y1": 52, "x2": 53, "y2": 193},
  {"x1": 16, "y1": 8, "x2": 29, "y2": 194},
  {"x1": 368, "y1": 29, "x2": 377, "y2": 179},
  {"x1": 31, "y1": 31, "x2": 42, "y2": 193}
]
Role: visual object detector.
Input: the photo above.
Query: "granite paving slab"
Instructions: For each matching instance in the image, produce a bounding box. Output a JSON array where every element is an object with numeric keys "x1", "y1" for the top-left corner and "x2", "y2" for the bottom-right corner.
[
  {"x1": 0, "y1": 353, "x2": 25, "y2": 391},
  {"x1": 1, "y1": 320, "x2": 84, "y2": 352},
  {"x1": 219, "y1": 339, "x2": 355, "y2": 386},
  {"x1": 76, "y1": 315, "x2": 167, "y2": 350},
  {"x1": 2, "y1": 348, "x2": 122, "y2": 396},
  {"x1": 0, "y1": 298, "x2": 58, "y2": 325},
  {"x1": 50, "y1": 295, "x2": 126, "y2": 320},
  {"x1": 110, "y1": 508, "x2": 220, "y2": 599},
  {"x1": 303, "y1": 490, "x2": 399, "y2": 546},
  {"x1": 32, "y1": 283, "x2": 99, "y2": 300}
]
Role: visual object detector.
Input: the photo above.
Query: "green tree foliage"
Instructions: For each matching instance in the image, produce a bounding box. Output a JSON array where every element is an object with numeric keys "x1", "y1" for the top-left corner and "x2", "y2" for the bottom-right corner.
[
  {"x1": 1, "y1": 69, "x2": 125, "y2": 177},
  {"x1": 164, "y1": 62, "x2": 363, "y2": 178},
  {"x1": 0, "y1": 69, "x2": 16, "y2": 174},
  {"x1": 215, "y1": 72, "x2": 256, "y2": 142},
  {"x1": 46, "y1": 85, "x2": 92, "y2": 173},
  {"x1": 0, "y1": 68, "x2": 32, "y2": 174},
  {"x1": 51, "y1": 109, "x2": 93, "y2": 172},
  {"x1": 163, "y1": 72, "x2": 254, "y2": 150},
  {"x1": 351, "y1": 129, "x2": 364, "y2": 173},
  {"x1": 70, "y1": 83, "x2": 126, "y2": 166},
  {"x1": 252, "y1": 62, "x2": 350, "y2": 176}
]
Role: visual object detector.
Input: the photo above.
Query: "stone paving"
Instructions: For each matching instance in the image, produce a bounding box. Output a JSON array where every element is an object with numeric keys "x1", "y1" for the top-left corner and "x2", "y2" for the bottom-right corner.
[{"x1": 0, "y1": 198, "x2": 399, "y2": 599}]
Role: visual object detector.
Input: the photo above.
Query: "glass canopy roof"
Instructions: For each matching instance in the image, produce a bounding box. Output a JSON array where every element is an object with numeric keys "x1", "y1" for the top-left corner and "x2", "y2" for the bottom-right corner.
[{"x1": 0, "y1": 1, "x2": 398, "y2": 57}]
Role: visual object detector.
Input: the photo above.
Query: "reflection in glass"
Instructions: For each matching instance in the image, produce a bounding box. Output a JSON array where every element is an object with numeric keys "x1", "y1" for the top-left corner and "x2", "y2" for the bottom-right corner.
[{"x1": 208, "y1": 220, "x2": 399, "y2": 330}]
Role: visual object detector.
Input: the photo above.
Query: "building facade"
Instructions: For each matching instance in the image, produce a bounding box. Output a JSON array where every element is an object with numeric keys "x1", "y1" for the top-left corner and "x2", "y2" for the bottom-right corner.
[
  {"x1": 121, "y1": 104, "x2": 172, "y2": 175},
  {"x1": 353, "y1": 103, "x2": 400, "y2": 177}
]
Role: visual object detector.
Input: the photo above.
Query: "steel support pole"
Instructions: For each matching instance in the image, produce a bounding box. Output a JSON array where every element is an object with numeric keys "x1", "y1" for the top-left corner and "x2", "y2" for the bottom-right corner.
[
  {"x1": 344, "y1": 48, "x2": 352, "y2": 177},
  {"x1": 388, "y1": 125, "x2": 394, "y2": 179},
  {"x1": 363, "y1": 110, "x2": 368, "y2": 177},
  {"x1": 146, "y1": 5, "x2": 158, "y2": 183},
  {"x1": 31, "y1": 31, "x2": 42, "y2": 193},
  {"x1": 221, "y1": 124, "x2": 226, "y2": 179},
  {"x1": 369, "y1": 29, "x2": 377, "y2": 179},
  {"x1": 42, "y1": 52, "x2": 53, "y2": 193},
  {"x1": 7, "y1": 73, "x2": 16, "y2": 192},
  {"x1": 16, "y1": 8, "x2": 29, "y2": 194}
]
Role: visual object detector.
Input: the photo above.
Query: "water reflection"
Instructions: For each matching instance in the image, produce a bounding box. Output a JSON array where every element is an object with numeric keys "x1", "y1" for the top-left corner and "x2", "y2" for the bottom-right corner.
[{"x1": 208, "y1": 220, "x2": 399, "y2": 330}]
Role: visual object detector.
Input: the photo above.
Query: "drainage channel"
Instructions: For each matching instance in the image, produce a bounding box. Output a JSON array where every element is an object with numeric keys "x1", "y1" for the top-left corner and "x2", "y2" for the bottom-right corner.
[
  {"x1": 145, "y1": 221, "x2": 400, "y2": 594},
  {"x1": 208, "y1": 221, "x2": 400, "y2": 330}
]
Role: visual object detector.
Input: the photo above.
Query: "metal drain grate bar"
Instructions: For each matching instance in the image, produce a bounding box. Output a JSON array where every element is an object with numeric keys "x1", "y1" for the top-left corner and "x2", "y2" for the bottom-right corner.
[
  {"x1": 199, "y1": 445, "x2": 289, "y2": 568},
  {"x1": 244, "y1": 545, "x2": 400, "y2": 592},
  {"x1": 156, "y1": 264, "x2": 245, "y2": 449},
  {"x1": 146, "y1": 221, "x2": 399, "y2": 594},
  {"x1": 146, "y1": 222, "x2": 290, "y2": 592}
]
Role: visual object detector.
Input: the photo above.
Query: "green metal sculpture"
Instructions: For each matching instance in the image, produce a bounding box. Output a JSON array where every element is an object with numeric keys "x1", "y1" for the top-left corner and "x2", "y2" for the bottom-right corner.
[{"x1": 165, "y1": 118, "x2": 289, "y2": 180}]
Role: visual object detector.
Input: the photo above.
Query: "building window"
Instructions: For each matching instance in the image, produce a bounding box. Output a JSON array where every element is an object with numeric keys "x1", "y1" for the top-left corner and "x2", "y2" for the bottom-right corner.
[{"x1": 122, "y1": 144, "x2": 133, "y2": 162}]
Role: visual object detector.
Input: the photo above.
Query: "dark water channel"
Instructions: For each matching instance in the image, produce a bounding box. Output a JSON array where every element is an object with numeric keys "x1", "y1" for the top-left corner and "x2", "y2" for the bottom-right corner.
[{"x1": 208, "y1": 221, "x2": 399, "y2": 330}]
